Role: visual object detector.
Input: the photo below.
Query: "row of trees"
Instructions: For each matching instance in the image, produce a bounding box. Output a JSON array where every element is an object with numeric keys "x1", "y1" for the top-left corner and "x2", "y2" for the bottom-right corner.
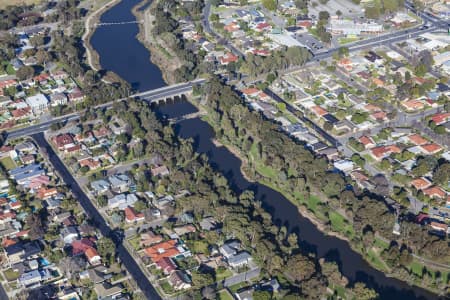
[
  {"x1": 83, "y1": 98, "x2": 378, "y2": 299},
  {"x1": 241, "y1": 46, "x2": 311, "y2": 77},
  {"x1": 200, "y1": 78, "x2": 450, "y2": 291}
]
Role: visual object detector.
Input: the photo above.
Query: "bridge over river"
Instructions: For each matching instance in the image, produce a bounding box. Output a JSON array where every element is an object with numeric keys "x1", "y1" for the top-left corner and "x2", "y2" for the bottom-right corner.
[{"x1": 5, "y1": 78, "x2": 206, "y2": 141}]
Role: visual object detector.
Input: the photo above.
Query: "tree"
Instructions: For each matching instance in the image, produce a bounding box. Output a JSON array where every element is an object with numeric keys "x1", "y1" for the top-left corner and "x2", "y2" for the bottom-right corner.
[
  {"x1": 319, "y1": 11, "x2": 330, "y2": 21},
  {"x1": 352, "y1": 282, "x2": 379, "y2": 300},
  {"x1": 338, "y1": 47, "x2": 349, "y2": 57},
  {"x1": 286, "y1": 254, "x2": 316, "y2": 283},
  {"x1": 262, "y1": 0, "x2": 277, "y2": 10},
  {"x1": 336, "y1": 10, "x2": 342, "y2": 16},
  {"x1": 30, "y1": 35, "x2": 45, "y2": 47},
  {"x1": 97, "y1": 195, "x2": 107, "y2": 207},
  {"x1": 97, "y1": 237, "x2": 116, "y2": 265},
  {"x1": 26, "y1": 213, "x2": 45, "y2": 240},
  {"x1": 134, "y1": 200, "x2": 147, "y2": 212},
  {"x1": 433, "y1": 163, "x2": 450, "y2": 185},
  {"x1": 16, "y1": 65, "x2": 34, "y2": 80},
  {"x1": 191, "y1": 270, "x2": 214, "y2": 288}
]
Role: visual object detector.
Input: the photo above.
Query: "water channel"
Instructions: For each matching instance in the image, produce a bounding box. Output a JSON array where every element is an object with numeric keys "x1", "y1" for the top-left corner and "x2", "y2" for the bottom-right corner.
[{"x1": 90, "y1": 1, "x2": 439, "y2": 298}]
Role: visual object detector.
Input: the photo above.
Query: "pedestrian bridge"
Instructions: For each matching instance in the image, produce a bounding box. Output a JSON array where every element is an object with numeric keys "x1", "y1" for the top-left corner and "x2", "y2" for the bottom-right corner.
[{"x1": 95, "y1": 21, "x2": 143, "y2": 27}]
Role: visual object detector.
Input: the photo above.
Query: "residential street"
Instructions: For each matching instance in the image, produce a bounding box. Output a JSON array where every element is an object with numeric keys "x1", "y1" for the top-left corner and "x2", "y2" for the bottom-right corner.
[{"x1": 31, "y1": 133, "x2": 162, "y2": 300}]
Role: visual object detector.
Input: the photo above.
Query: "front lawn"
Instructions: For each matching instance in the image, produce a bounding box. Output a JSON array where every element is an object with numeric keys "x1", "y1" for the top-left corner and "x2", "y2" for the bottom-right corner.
[
  {"x1": 219, "y1": 289, "x2": 234, "y2": 300},
  {"x1": 4, "y1": 269, "x2": 19, "y2": 281},
  {"x1": 1, "y1": 157, "x2": 16, "y2": 170},
  {"x1": 216, "y1": 268, "x2": 233, "y2": 282},
  {"x1": 159, "y1": 279, "x2": 175, "y2": 294}
]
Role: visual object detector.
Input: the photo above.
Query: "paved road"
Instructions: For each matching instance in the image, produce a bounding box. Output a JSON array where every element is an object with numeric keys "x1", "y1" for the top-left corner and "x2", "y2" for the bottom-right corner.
[
  {"x1": 201, "y1": 1, "x2": 245, "y2": 58},
  {"x1": 264, "y1": 88, "x2": 341, "y2": 147},
  {"x1": 31, "y1": 133, "x2": 162, "y2": 300},
  {"x1": 6, "y1": 79, "x2": 206, "y2": 141}
]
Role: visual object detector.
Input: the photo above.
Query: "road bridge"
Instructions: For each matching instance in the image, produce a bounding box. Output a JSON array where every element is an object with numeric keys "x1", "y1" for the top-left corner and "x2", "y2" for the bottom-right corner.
[{"x1": 6, "y1": 78, "x2": 206, "y2": 141}]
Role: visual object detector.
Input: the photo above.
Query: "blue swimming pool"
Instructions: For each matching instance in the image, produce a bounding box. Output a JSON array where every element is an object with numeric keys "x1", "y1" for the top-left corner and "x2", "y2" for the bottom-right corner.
[{"x1": 38, "y1": 257, "x2": 50, "y2": 266}]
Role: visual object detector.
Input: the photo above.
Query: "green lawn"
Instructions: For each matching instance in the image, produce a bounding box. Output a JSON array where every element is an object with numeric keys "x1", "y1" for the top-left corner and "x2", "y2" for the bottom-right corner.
[
  {"x1": 373, "y1": 237, "x2": 389, "y2": 250},
  {"x1": 228, "y1": 282, "x2": 248, "y2": 293},
  {"x1": 159, "y1": 279, "x2": 175, "y2": 294},
  {"x1": 338, "y1": 37, "x2": 361, "y2": 45},
  {"x1": 219, "y1": 289, "x2": 234, "y2": 300},
  {"x1": 216, "y1": 268, "x2": 233, "y2": 282},
  {"x1": 1, "y1": 157, "x2": 16, "y2": 170},
  {"x1": 250, "y1": 142, "x2": 278, "y2": 180},
  {"x1": 367, "y1": 249, "x2": 388, "y2": 272},
  {"x1": 306, "y1": 195, "x2": 321, "y2": 213},
  {"x1": 188, "y1": 240, "x2": 209, "y2": 254},
  {"x1": 128, "y1": 236, "x2": 141, "y2": 251},
  {"x1": 284, "y1": 113, "x2": 298, "y2": 124},
  {"x1": 329, "y1": 211, "x2": 354, "y2": 238},
  {"x1": 409, "y1": 261, "x2": 424, "y2": 277},
  {"x1": 3, "y1": 269, "x2": 19, "y2": 281}
]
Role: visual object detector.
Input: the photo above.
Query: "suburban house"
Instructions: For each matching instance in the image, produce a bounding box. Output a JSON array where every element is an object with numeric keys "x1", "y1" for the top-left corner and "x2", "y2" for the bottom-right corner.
[
  {"x1": 168, "y1": 270, "x2": 192, "y2": 290},
  {"x1": 124, "y1": 206, "x2": 145, "y2": 223},
  {"x1": 53, "y1": 134, "x2": 76, "y2": 151},
  {"x1": 108, "y1": 193, "x2": 138, "y2": 210},
  {"x1": 85, "y1": 247, "x2": 102, "y2": 265},
  {"x1": 25, "y1": 93, "x2": 48, "y2": 114},
  {"x1": 227, "y1": 251, "x2": 253, "y2": 268}
]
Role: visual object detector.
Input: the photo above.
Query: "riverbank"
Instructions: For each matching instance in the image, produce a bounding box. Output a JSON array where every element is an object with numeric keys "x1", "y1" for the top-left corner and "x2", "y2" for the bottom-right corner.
[
  {"x1": 195, "y1": 102, "x2": 446, "y2": 297},
  {"x1": 82, "y1": 0, "x2": 121, "y2": 71},
  {"x1": 132, "y1": 0, "x2": 183, "y2": 84}
]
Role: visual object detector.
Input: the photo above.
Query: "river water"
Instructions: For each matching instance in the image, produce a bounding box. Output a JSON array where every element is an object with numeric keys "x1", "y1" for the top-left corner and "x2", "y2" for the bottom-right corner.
[{"x1": 90, "y1": 1, "x2": 438, "y2": 299}]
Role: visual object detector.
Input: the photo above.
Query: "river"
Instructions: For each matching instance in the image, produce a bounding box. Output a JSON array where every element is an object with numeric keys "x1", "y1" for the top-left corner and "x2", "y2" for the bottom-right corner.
[{"x1": 90, "y1": 1, "x2": 438, "y2": 299}]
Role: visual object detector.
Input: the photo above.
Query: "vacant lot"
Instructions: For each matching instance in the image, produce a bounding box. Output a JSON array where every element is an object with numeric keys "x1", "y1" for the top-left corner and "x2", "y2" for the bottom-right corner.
[{"x1": 0, "y1": 0, "x2": 41, "y2": 9}]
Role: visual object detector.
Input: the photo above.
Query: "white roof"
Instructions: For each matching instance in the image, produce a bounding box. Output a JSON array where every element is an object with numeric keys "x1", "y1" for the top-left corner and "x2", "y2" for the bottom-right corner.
[
  {"x1": 268, "y1": 33, "x2": 305, "y2": 47},
  {"x1": 25, "y1": 93, "x2": 48, "y2": 108}
]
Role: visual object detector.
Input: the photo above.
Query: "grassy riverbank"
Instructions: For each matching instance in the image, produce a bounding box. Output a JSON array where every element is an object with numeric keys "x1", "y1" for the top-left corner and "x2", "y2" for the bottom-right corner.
[{"x1": 187, "y1": 96, "x2": 448, "y2": 296}]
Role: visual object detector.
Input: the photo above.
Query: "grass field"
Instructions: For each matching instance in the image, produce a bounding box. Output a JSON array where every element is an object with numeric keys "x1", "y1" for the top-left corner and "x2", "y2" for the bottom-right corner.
[
  {"x1": 367, "y1": 249, "x2": 388, "y2": 271},
  {"x1": 249, "y1": 142, "x2": 278, "y2": 180},
  {"x1": 0, "y1": 157, "x2": 16, "y2": 170},
  {"x1": 409, "y1": 261, "x2": 424, "y2": 277},
  {"x1": 218, "y1": 289, "x2": 233, "y2": 300},
  {"x1": 0, "y1": 0, "x2": 41, "y2": 9},
  {"x1": 329, "y1": 211, "x2": 354, "y2": 238}
]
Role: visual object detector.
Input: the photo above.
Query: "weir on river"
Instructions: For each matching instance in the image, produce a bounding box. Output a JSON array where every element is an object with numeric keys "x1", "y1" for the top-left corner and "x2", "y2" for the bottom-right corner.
[{"x1": 90, "y1": 0, "x2": 437, "y2": 299}]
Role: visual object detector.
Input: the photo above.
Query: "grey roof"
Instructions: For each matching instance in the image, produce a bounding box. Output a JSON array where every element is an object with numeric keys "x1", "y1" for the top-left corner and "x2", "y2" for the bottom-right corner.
[
  {"x1": 91, "y1": 179, "x2": 110, "y2": 192},
  {"x1": 228, "y1": 251, "x2": 252, "y2": 266},
  {"x1": 9, "y1": 163, "x2": 41, "y2": 176}
]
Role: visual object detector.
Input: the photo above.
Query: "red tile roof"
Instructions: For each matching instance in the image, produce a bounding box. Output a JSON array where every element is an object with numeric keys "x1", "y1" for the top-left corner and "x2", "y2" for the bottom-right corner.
[
  {"x1": 53, "y1": 134, "x2": 74, "y2": 149},
  {"x1": 124, "y1": 206, "x2": 144, "y2": 223},
  {"x1": 72, "y1": 238, "x2": 95, "y2": 256},
  {"x1": 144, "y1": 240, "x2": 180, "y2": 263},
  {"x1": 420, "y1": 143, "x2": 442, "y2": 154},
  {"x1": 431, "y1": 112, "x2": 450, "y2": 125},
  {"x1": 410, "y1": 177, "x2": 432, "y2": 190},
  {"x1": 423, "y1": 186, "x2": 446, "y2": 199},
  {"x1": 407, "y1": 134, "x2": 428, "y2": 146},
  {"x1": 359, "y1": 135, "x2": 375, "y2": 148},
  {"x1": 311, "y1": 105, "x2": 328, "y2": 117},
  {"x1": 220, "y1": 52, "x2": 239, "y2": 65}
]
